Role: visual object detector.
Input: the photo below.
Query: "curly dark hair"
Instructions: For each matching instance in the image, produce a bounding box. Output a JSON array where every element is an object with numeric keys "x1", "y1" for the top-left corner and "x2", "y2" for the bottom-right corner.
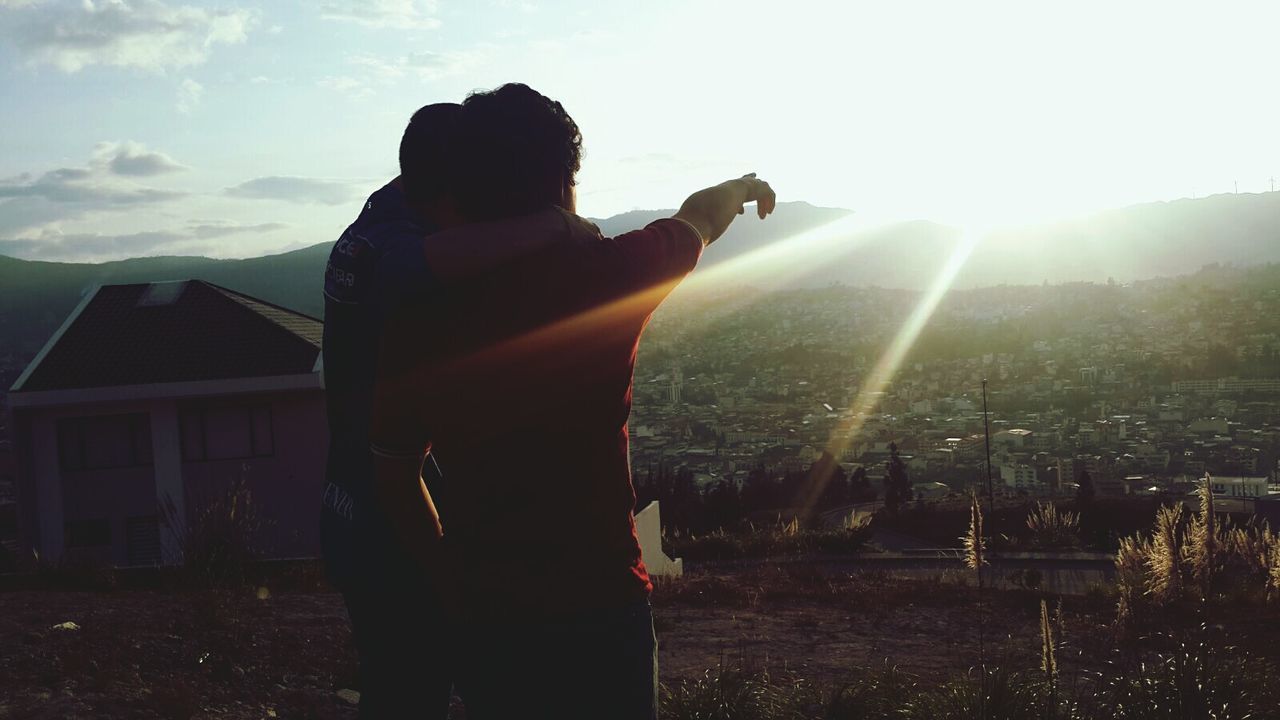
[{"x1": 451, "y1": 83, "x2": 583, "y2": 220}]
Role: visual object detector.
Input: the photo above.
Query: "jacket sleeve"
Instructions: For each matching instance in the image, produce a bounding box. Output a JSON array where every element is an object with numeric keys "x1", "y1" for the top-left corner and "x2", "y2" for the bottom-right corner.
[
  {"x1": 571, "y1": 217, "x2": 704, "y2": 309},
  {"x1": 366, "y1": 216, "x2": 703, "y2": 457}
]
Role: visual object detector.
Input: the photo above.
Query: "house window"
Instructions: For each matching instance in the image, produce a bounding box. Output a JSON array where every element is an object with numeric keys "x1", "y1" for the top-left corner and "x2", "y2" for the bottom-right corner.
[
  {"x1": 180, "y1": 405, "x2": 274, "y2": 461},
  {"x1": 57, "y1": 413, "x2": 153, "y2": 471},
  {"x1": 125, "y1": 515, "x2": 161, "y2": 566},
  {"x1": 65, "y1": 518, "x2": 111, "y2": 548}
]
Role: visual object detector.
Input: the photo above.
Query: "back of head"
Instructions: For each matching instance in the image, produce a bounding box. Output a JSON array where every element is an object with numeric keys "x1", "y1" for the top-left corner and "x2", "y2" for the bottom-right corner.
[
  {"x1": 400, "y1": 102, "x2": 461, "y2": 203},
  {"x1": 452, "y1": 83, "x2": 582, "y2": 220}
]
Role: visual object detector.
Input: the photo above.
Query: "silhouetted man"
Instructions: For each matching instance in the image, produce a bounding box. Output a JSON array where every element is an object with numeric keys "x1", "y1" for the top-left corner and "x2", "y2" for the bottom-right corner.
[
  {"x1": 367, "y1": 83, "x2": 775, "y2": 719},
  {"x1": 321, "y1": 101, "x2": 601, "y2": 718}
]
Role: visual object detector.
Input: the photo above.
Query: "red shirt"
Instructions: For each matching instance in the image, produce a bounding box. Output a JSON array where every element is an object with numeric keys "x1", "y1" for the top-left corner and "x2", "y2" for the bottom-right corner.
[{"x1": 369, "y1": 217, "x2": 703, "y2": 620}]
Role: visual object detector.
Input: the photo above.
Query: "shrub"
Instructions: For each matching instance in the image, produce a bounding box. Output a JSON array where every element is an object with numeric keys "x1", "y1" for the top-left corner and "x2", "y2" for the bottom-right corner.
[
  {"x1": 1026, "y1": 502, "x2": 1081, "y2": 549},
  {"x1": 163, "y1": 475, "x2": 262, "y2": 588},
  {"x1": 669, "y1": 518, "x2": 873, "y2": 564}
]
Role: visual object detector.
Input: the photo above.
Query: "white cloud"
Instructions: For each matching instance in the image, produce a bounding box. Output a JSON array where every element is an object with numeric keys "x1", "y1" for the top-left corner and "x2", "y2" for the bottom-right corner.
[
  {"x1": 0, "y1": 220, "x2": 292, "y2": 261},
  {"x1": 0, "y1": 229, "x2": 196, "y2": 261},
  {"x1": 187, "y1": 220, "x2": 288, "y2": 239},
  {"x1": 317, "y1": 0, "x2": 440, "y2": 30},
  {"x1": 1, "y1": 0, "x2": 256, "y2": 73},
  {"x1": 176, "y1": 77, "x2": 204, "y2": 114},
  {"x1": 0, "y1": 168, "x2": 183, "y2": 204},
  {"x1": 224, "y1": 176, "x2": 360, "y2": 205},
  {"x1": 95, "y1": 140, "x2": 187, "y2": 176},
  {"x1": 0, "y1": 143, "x2": 187, "y2": 234}
]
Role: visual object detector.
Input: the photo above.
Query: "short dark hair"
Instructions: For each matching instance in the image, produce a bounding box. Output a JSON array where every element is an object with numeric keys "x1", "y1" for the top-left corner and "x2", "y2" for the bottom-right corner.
[
  {"x1": 451, "y1": 83, "x2": 582, "y2": 220},
  {"x1": 399, "y1": 102, "x2": 461, "y2": 202}
]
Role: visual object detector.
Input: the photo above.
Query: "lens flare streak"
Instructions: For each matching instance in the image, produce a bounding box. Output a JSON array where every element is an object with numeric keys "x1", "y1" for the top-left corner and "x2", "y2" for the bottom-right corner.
[{"x1": 803, "y1": 227, "x2": 984, "y2": 515}]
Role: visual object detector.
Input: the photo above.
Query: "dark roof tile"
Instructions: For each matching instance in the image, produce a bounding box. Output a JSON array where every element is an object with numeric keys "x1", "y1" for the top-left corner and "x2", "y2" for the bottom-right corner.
[{"x1": 18, "y1": 280, "x2": 321, "y2": 392}]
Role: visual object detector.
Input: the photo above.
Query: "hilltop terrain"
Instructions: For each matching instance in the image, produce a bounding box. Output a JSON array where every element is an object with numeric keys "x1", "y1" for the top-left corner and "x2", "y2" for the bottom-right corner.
[{"x1": 2, "y1": 192, "x2": 1279, "y2": 368}]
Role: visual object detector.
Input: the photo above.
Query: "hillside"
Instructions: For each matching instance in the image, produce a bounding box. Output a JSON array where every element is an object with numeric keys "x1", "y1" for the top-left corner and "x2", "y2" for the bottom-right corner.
[{"x1": 2, "y1": 192, "x2": 1279, "y2": 370}]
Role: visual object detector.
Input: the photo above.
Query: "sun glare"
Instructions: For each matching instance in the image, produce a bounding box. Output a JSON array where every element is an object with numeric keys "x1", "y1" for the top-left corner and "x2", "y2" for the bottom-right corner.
[{"x1": 799, "y1": 226, "x2": 984, "y2": 514}]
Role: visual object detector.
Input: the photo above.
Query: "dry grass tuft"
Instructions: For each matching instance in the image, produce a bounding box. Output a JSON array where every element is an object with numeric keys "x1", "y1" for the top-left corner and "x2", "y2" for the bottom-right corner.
[
  {"x1": 1026, "y1": 502, "x2": 1081, "y2": 549},
  {"x1": 963, "y1": 492, "x2": 986, "y2": 572}
]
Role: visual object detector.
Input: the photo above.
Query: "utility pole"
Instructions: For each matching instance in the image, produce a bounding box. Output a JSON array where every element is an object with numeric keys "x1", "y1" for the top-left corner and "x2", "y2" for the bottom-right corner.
[{"x1": 981, "y1": 378, "x2": 995, "y2": 513}]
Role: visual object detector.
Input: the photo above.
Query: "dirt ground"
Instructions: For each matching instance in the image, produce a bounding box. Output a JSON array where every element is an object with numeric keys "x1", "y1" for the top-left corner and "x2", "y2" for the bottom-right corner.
[{"x1": 0, "y1": 562, "x2": 1262, "y2": 719}]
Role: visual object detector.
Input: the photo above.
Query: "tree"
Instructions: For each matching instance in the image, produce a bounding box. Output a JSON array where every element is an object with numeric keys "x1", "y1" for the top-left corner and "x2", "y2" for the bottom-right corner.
[
  {"x1": 883, "y1": 442, "x2": 912, "y2": 514},
  {"x1": 849, "y1": 465, "x2": 874, "y2": 501},
  {"x1": 1076, "y1": 469, "x2": 1096, "y2": 505},
  {"x1": 740, "y1": 466, "x2": 782, "y2": 515},
  {"x1": 813, "y1": 452, "x2": 850, "y2": 509},
  {"x1": 703, "y1": 479, "x2": 743, "y2": 531}
]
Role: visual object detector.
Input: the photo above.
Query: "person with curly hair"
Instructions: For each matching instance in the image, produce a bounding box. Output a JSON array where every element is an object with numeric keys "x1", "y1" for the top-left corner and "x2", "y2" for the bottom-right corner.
[
  {"x1": 321, "y1": 99, "x2": 603, "y2": 718},
  {"x1": 367, "y1": 83, "x2": 775, "y2": 719}
]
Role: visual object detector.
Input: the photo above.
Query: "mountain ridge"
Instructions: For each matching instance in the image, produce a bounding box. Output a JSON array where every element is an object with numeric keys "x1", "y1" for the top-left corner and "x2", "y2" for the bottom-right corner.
[{"x1": 1, "y1": 193, "x2": 1278, "y2": 364}]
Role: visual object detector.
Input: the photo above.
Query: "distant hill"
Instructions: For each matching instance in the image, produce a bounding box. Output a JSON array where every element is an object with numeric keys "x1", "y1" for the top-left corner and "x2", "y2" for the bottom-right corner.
[
  {"x1": 0, "y1": 243, "x2": 332, "y2": 361},
  {"x1": 2, "y1": 193, "x2": 1279, "y2": 369},
  {"x1": 560, "y1": 192, "x2": 1280, "y2": 292}
]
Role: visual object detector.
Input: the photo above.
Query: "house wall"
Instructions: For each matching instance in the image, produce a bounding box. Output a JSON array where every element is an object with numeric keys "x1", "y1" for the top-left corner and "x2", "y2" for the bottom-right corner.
[
  {"x1": 19, "y1": 399, "x2": 162, "y2": 565},
  {"x1": 179, "y1": 389, "x2": 327, "y2": 559},
  {"x1": 15, "y1": 386, "x2": 327, "y2": 565}
]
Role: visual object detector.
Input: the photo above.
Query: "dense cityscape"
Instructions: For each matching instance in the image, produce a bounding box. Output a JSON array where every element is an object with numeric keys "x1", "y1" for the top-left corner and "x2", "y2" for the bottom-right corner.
[
  {"x1": 629, "y1": 263, "x2": 1280, "y2": 529},
  {"x1": 2, "y1": 263, "x2": 1279, "y2": 549}
]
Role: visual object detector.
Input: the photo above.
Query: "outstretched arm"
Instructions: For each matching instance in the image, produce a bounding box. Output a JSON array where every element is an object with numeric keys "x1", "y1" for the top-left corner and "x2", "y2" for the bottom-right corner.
[{"x1": 673, "y1": 173, "x2": 777, "y2": 244}]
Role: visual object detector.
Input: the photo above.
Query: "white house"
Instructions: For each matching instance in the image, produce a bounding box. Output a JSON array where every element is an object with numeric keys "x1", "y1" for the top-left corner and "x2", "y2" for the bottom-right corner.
[{"x1": 7, "y1": 281, "x2": 327, "y2": 566}]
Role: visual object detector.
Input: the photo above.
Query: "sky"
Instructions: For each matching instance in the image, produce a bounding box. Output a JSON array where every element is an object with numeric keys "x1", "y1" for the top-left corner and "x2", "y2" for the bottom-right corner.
[{"x1": 1, "y1": 0, "x2": 1278, "y2": 262}]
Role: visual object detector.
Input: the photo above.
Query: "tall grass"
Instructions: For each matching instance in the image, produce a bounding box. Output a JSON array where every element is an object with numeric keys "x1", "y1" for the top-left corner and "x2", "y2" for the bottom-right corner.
[
  {"x1": 964, "y1": 492, "x2": 987, "y2": 573},
  {"x1": 1145, "y1": 503, "x2": 1187, "y2": 605},
  {"x1": 161, "y1": 474, "x2": 262, "y2": 588},
  {"x1": 1026, "y1": 503, "x2": 1081, "y2": 550},
  {"x1": 1114, "y1": 483, "x2": 1280, "y2": 626},
  {"x1": 1093, "y1": 630, "x2": 1277, "y2": 720},
  {"x1": 1114, "y1": 534, "x2": 1151, "y2": 625},
  {"x1": 1039, "y1": 599, "x2": 1058, "y2": 715},
  {"x1": 962, "y1": 490, "x2": 989, "y2": 717},
  {"x1": 662, "y1": 627, "x2": 1279, "y2": 720},
  {"x1": 1186, "y1": 475, "x2": 1220, "y2": 595}
]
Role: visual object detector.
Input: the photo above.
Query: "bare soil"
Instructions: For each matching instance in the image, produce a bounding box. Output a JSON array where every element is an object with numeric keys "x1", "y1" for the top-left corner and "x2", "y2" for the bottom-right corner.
[{"x1": 0, "y1": 562, "x2": 1271, "y2": 719}]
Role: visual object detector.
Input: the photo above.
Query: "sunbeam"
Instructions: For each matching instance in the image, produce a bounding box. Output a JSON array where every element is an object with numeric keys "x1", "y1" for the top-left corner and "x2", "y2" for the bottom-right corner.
[
  {"x1": 683, "y1": 213, "x2": 880, "y2": 292},
  {"x1": 796, "y1": 225, "x2": 986, "y2": 517}
]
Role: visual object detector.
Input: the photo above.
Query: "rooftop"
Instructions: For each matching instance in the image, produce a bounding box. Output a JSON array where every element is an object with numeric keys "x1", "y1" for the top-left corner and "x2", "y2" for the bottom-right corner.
[{"x1": 12, "y1": 281, "x2": 321, "y2": 393}]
